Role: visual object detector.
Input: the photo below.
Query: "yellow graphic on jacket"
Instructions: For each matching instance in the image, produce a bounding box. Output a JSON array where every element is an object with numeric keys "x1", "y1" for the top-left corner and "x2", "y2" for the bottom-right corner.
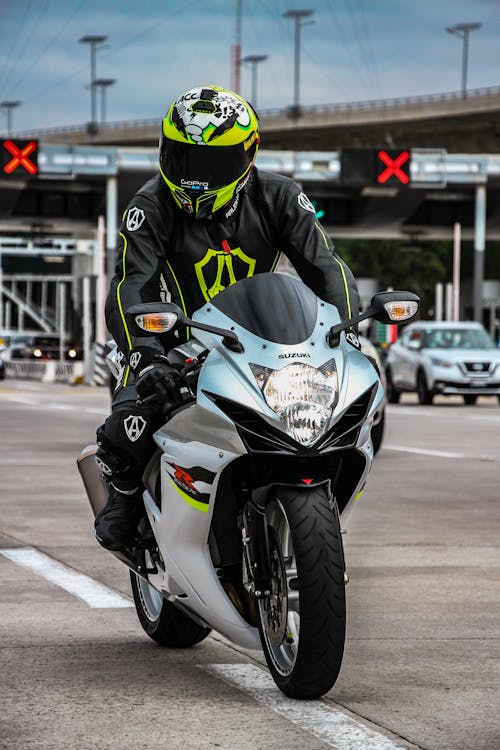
[{"x1": 194, "y1": 246, "x2": 256, "y2": 302}]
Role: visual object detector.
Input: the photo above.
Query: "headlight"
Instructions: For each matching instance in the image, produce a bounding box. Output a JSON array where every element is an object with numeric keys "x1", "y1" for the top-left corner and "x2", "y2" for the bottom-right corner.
[
  {"x1": 430, "y1": 357, "x2": 452, "y2": 368},
  {"x1": 250, "y1": 361, "x2": 338, "y2": 446},
  {"x1": 33, "y1": 348, "x2": 42, "y2": 358}
]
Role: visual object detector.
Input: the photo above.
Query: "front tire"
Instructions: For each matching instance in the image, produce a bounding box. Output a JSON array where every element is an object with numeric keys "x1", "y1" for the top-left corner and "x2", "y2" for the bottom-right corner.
[
  {"x1": 130, "y1": 572, "x2": 211, "y2": 647},
  {"x1": 417, "y1": 370, "x2": 434, "y2": 405},
  {"x1": 463, "y1": 395, "x2": 477, "y2": 405},
  {"x1": 257, "y1": 486, "x2": 346, "y2": 699}
]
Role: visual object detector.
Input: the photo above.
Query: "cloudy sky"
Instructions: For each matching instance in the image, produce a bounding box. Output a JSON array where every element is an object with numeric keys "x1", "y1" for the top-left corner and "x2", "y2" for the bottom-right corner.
[{"x1": 1, "y1": 0, "x2": 499, "y2": 133}]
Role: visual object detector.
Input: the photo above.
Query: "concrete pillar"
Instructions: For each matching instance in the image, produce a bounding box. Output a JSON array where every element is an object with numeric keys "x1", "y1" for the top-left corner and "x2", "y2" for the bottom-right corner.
[{"x1": 473, "y1": 184, "x2": 487, "y2": 322}]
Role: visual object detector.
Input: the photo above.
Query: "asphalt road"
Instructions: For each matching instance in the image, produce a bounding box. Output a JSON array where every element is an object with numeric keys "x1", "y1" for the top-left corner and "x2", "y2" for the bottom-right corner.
[{"x1": 1, "y1": 380, "x2": 499, "y2": 750}]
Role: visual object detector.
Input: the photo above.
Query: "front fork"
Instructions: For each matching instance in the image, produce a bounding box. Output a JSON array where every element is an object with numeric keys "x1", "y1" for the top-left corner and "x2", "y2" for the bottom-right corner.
[
  {"x1": 240, "y1": 483, "x2": 348, "y2": 598},
  {"x1": 241, "y1": 499, "x2": 273, "y2": 599}
]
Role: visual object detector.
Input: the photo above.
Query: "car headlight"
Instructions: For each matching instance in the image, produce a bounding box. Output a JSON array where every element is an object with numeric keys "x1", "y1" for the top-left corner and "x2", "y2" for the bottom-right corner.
[
  {"x1": 430, "y1": 357, "x2": 453, "y2": 368},
  {"x1": 250, "y1": 361, "x2": 338, "y2": 446}
]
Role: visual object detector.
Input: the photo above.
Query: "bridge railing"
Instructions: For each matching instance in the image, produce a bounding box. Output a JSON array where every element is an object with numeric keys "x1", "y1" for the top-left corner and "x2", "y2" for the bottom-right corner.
[{"x1": 11, "y1": 85, "x2": 500, "y2": 138}]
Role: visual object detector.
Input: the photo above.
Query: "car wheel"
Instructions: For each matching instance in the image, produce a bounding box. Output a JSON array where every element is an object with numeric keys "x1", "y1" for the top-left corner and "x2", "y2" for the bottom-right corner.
[
  {"x1": 385, "y1": 369, "x2": 400, "y2": 404},
  {"x1": 463, "y1": 395, "x2": 477, "y2": 405},
  {"x1": 417, "y1": 370, "x2": 433, "y2": 405},
  {"x1": 371, "y1": 409, "x2": 385, "y2": 455}
]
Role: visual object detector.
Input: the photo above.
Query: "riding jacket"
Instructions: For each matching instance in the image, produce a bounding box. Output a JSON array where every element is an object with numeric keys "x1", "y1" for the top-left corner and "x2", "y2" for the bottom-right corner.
[{"x1": 105, "y1": 168, "x2": 359, "y2": 376}]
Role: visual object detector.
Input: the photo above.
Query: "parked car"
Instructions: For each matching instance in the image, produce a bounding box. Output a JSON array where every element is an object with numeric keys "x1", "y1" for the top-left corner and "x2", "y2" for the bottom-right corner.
[
  {"x1": 385, "y1": 321, "x2": 500, "y2": 405},
  {"x1": 0, "y1": 354, "x2": 5, "y2": 380},
  {"x1": 7, "y1": 333, "x2": 83, "y2": 361},
  {"x1": 359, "y1": 335, "x2": 386, "y2": 453}
]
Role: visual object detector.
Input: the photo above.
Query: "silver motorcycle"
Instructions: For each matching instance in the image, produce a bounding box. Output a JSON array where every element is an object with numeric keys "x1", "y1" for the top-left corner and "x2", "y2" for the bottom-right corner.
[{"x1": 78, "y1": 272, "x2": 418, "y2": 699}]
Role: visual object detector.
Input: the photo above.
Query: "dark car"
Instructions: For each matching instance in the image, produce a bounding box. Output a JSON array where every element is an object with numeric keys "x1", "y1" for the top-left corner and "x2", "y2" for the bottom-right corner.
[{"x1": 9, "y1": 334, "x2": 83, "y2": 361}]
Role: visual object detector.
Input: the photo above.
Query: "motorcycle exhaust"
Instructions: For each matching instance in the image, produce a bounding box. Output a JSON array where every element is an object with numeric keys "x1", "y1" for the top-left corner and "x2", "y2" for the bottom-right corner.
[
  {"x1": 77, "y1": 444, "x2": 143, "y2": 575},
  {"x1": 76, "y1": 444, "x2": 108, "y2": 518}
]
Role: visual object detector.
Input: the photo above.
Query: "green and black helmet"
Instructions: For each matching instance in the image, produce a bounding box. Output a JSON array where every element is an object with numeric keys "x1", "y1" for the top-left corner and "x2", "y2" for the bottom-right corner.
[{"x1": 160, "y1": 85, "x2": 260, "y2": 220}]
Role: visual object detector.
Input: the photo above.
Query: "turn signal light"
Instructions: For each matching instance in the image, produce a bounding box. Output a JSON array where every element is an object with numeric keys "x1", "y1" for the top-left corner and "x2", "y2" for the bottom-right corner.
[
  {"x1": 383, "y1": 301, "x2": 418, "y2": 322},
  {"x1": 135, "y1": 312, "x2": 178, "y2": 333}
]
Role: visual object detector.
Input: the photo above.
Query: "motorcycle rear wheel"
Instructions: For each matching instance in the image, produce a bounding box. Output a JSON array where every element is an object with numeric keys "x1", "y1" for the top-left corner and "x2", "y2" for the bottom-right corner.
[
  {"x1": 257, "y1": 486, "x2": 346, "y2": 699},
  {"x1": 130, "y1": 572, "x2": 211, "y2": 648}
]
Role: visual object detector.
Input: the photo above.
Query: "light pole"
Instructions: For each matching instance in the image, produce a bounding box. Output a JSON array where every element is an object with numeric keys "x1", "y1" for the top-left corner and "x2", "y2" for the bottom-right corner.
[
  {"x1": 283, "y1": 9, "x2": 314, "y2": 120},
  {"x1": 446, "y1": 22, "x2": 482, "y2": 98},
  {"x1": 0, "y1": 100, "x2": 21, "y2": 136},
  {"x1": 79, "y1": 35, "x2": 108, "y2": 131},
  {"x1": 93, "y1": 78, "x2": 116, "y2": 124},
  {"x1": 241, "y1": 55, "x2": 268, "y2": 109}
]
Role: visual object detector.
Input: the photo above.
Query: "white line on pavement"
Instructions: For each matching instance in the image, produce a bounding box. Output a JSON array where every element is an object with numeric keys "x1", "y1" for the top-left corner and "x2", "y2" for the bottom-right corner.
[
  {"x1": 387, "y1": 406, "x2": 438, "y2": 418},
  {"x1": 0, "y1": 547, "x2": 133, "y2": 608},
  {"x1": 384, "y1": 445, "x2": 464, "y2": 458},
  {"x1": 0, "y1": 395, "x2": 107, "y2": 416},
  {"x1": 203, "y1": 664, "x2": 407, "y2": 750}
]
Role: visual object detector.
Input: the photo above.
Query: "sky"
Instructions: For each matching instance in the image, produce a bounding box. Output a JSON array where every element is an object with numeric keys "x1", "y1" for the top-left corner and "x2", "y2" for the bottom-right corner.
[{"x1": 0, "y1": 0, "x2": 499, "y2": 134}]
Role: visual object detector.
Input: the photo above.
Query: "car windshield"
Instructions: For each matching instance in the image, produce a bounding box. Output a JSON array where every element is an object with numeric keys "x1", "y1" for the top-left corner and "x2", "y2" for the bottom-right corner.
[{"x1": 422, "y1": 328, "x2": 496, "y2": 350}]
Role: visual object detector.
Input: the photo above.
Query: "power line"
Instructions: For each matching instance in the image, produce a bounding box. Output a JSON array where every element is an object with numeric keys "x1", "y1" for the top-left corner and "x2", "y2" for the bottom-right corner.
[
  {"x1": 2, "y1": 0, "x2": 87, "y2": 101},
  {"x1": 352, "y1": 0, "x2": 382, "y2": 97},
  {"x1": 0, "y1": 0, "x2": 51, "y2": 101},
  {"x1": 325, "y1": 0, "x2": 371, "y2": 97},
  {"x1": 0, "y1": 0, "x2": 35, "y2": 94},
  {"x1": 20, "y1": 0, "x2": 203, "y2": 107}
]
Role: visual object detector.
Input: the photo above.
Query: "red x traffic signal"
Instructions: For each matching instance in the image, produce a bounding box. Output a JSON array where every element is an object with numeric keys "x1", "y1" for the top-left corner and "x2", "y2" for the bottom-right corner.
[
  {"x1": 340, "y1": 149, "x2": 411, "y2": 187},
  {"x1": 377, "y1": 150, "x2": 410, "y2": 185},
  {"x1": 1, "y1": 139, "x2": 39, "y2": 177}
]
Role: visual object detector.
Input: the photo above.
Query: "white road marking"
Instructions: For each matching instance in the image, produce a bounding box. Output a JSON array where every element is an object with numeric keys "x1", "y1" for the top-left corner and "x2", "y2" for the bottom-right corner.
[
  {"x1": 384, "y1": 445, "x2": 463, "y2": 458},
  {"x1": 0, "y1": 394, "x2": 107, "y2": 417},
  {"x1": 203, "y1": 664, "x2": 407, "y2": 750},
  {"x1": 0, "y1": 547, "x2": 133, "y2": 608},
  {"x1": 387, "y1": 406, "x2": 438, "y2": 418},
  {"x1": 389, "y1": 405, "x2": 500, "y2": 420}
]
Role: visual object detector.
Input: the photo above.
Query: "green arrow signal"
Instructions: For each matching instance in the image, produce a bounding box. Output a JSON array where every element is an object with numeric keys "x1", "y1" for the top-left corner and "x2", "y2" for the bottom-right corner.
[{"x1": 311, "y1": 199, "x2": 325, "y2": 220}]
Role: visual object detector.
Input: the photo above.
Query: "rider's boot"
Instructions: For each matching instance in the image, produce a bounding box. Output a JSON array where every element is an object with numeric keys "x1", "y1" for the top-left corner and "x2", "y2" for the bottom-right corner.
[{"x1": 94, "y1": 481, "x2": 142, "y2": 550}]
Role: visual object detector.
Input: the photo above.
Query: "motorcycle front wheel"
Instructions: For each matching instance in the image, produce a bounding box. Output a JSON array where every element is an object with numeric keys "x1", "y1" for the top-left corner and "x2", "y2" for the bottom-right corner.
[
  {"x1": 130, "y1": 572, "x2": 211, "y2": 648},
  {"x1": 257, "y1": 486, "x2": 346, "y2": 699}
]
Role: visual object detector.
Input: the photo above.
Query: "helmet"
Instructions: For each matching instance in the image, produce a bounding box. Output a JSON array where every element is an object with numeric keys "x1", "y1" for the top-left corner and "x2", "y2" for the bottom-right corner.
[{"x1": 160, "y1": 86, "x2": 259, "y2": 220}]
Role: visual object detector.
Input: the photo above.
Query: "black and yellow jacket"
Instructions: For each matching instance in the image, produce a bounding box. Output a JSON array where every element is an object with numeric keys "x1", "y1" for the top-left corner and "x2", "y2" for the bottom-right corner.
[{"x1": 105, "y1": 168, "x2": 359, "y2": 364}]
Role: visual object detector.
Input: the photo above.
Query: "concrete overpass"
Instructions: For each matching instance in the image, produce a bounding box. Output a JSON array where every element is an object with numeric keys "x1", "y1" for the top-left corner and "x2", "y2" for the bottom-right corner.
[{"x1": 13, "y1": 86, "x2": 500, "y2": 153}]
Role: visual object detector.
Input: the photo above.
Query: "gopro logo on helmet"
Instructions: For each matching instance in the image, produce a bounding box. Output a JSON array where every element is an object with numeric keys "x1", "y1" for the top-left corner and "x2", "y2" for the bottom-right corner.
[{"x1": 181, "y1": 179, "x2": 209, "y2": 191}]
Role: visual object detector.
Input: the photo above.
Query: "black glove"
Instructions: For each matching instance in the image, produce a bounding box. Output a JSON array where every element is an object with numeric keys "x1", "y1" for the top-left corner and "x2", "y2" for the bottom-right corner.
[{"x1": 130, "y1": 348, "x2": 183, "y2": 404}]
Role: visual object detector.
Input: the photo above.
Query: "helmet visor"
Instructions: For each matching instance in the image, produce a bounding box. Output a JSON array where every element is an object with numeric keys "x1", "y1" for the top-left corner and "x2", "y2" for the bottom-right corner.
[{"x1": 161, "y1": 138, "x2": 256, "y2": 193}]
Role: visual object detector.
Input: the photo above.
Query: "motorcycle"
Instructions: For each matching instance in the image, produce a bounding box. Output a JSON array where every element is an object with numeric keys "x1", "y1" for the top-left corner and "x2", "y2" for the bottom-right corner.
[{"x1": 78, "y1": 272, "x2": 418, "y2": 699}]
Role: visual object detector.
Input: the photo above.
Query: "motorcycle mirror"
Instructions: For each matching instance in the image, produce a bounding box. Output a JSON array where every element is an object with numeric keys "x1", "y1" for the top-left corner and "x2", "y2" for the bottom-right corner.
[
  {"x1": 125, "y1": 303, "x2": 185, "y2": 336},
  {"x1": 125, "y1": 302, "x2": 244, "y2": 352}
]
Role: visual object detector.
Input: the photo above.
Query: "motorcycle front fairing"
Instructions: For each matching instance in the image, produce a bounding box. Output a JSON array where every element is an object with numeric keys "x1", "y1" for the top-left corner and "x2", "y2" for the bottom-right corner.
[{"x1": 141, "y1": 274, "x2": 383, "y2": 647}]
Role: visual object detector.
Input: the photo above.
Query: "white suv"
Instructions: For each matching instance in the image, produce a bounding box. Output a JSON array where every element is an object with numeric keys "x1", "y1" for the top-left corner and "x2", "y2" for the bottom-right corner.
[{"x1": 385, "y1": 322, "x2": 500, "y2": 405}]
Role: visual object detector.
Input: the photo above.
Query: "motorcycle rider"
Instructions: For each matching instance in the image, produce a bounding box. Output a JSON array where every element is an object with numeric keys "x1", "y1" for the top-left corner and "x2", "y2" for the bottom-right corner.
[{"x1": 94, "y1": 85, "x2": 359, "y2": 550}]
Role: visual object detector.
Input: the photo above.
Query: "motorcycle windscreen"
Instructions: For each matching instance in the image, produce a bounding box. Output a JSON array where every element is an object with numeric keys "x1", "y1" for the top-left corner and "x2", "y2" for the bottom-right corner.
[{"x1": 210, "y1": 272, "x2": 318, "y2": 345}]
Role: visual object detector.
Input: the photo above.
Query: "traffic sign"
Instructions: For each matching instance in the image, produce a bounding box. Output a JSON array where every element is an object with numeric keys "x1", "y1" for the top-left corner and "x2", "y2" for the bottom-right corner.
[
  {"x1": 340, "y1": 149, "x2": 411, "y2": 187},
  {"x1": 1, "y1": 139, "x2": 39, "y2": 177}
]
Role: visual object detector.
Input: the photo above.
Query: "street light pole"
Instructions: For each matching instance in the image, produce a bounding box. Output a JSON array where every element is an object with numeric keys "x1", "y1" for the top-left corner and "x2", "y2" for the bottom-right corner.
[
  {"x1": 0, "y1": 100, "x2": 21, "y2": 136},
  {"x1": 446, "y1": 22, "x2": 482, "y2": 98},
  {"x1": 241, "y1": 55, "x2": 268, "y2": 109},
  {"x1": 283, "y1": 9, "x2": 313, "y2": 120},
  {"x1": 79, "y1": 35, "x2": 108, "y2": 131},
  {"x1": 93, "y1": 78, "x2": 116, "y2": 124},
  {"x1": 230, "y1": 0, "x2": 243, "y2": 92}
]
